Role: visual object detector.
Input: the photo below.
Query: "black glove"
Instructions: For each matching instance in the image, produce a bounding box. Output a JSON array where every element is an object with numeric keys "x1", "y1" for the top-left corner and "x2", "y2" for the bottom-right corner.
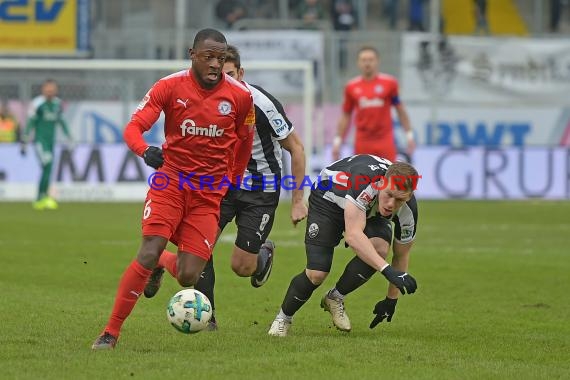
[
  {"x1": 370, "y1": 297, "x2": 398, "y2": 328},
  {"x1": 380, "y1": 265, "x2": 417, "y2": 295},
  {"x1": 143, "y1": 146, "x2": 164, "y2": 169}
]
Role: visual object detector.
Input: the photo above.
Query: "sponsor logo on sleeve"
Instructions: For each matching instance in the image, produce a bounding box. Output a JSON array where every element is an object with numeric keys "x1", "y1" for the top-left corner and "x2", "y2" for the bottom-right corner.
[
  {"x1": 245, "y1": 106, "x2": 256, "y2": 126},
  {"x1": 137, "y1": 91, "x2": 151, "y2": 110}
]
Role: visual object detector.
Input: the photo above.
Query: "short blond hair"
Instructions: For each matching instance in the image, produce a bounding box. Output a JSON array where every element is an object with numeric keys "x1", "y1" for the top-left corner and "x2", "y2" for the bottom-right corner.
[{"x1": 385, "y1": 161, "x2": 420, "y2": 193}]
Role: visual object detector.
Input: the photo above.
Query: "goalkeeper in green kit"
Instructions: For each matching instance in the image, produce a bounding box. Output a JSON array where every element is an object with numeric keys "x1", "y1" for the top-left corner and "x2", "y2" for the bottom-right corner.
[{"x1": 21, "y1": 79, "x2": 72, "y2": 210}]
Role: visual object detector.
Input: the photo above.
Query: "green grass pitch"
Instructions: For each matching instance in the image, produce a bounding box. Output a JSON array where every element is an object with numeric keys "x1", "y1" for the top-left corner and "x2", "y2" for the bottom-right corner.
[{"x1": 1, "y1": 200, "x2": 569, "y2": 379}]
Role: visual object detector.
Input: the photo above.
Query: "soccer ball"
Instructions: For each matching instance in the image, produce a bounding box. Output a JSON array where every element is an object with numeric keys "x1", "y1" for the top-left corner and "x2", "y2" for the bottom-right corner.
[{"x1": 166, "y1": 289, "x2": 213, "y2": 334}]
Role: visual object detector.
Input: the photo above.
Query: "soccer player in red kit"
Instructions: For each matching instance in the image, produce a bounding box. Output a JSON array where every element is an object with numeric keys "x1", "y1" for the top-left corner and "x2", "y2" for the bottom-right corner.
[
  {"x1": 332, "y1": 46, "x2": 415, "y2": 162},
  {"x1": 92, "y1": 28, "x2": 255, "y2": 350}
]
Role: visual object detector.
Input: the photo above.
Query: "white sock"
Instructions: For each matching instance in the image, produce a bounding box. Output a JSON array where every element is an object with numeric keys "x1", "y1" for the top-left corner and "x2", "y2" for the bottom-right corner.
[
  {"x1": 277, "y1": 308, "x2": 292, "y2": 322},
  {"x1": 328, "y1": 288, "x2": 344, "y2": 300}
]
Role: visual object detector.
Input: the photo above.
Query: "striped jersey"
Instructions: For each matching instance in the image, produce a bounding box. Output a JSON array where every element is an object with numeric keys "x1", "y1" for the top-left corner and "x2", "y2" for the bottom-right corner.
[
  {"x1": 318, "y1": 154, "x2": 418, "y2": 243},
  {"x1": 241, "y1": 82, "x2": 294, "y2": 192}
]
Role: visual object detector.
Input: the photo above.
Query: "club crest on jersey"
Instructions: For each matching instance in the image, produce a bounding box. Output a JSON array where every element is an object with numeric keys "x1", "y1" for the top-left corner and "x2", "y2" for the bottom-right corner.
[
  {"x1": 308, "y1": 223, "x2": 319, "y2": 239},
  {"x1": 374, "y1": 85, "x2": 384, "y2": 94},
  {"x1": 218, "y1": 100, "x2": 232, "y2": 115}
]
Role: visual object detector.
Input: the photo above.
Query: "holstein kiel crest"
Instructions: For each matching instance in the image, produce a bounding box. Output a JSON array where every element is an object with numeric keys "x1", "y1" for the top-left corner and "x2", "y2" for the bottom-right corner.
[{"x1": 218, "y1": 100, "x2": 232, "y2": 115}]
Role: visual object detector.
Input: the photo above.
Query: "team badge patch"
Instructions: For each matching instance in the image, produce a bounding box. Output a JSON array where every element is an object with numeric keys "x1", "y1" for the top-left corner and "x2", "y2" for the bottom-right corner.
[
  {"x1": 308, "y1": 223, "x2": 319, "y2": 239},
  {"x1": 374, "y1": 85, "x2": 383, "y2": 94},
  {"x1": 218, "y1": 100, "x2": 232, "y2": 115},
  {"x1": 137, "y1": 91, "x2": 151, "y2": 110}
]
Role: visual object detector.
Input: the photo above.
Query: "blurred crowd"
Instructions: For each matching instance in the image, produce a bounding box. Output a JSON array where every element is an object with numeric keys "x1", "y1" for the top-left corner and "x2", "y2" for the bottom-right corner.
[{"x1": 214, "y1": 0, "x2": 570, "y2": 34}]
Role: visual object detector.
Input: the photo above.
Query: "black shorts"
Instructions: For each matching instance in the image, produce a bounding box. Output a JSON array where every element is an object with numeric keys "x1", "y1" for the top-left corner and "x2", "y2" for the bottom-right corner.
[
  {"x1": 304, "y1": 188, "x2": 393, "y2": 247},
  {"x1": 219, "y1": 188, "x2": 280, "y2": 253}
]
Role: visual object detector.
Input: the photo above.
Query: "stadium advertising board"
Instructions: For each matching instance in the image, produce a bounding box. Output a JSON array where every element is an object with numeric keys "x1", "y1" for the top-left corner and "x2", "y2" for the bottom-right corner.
[
  {"x1": 0, "y1": 0, "x2": 90, "y2": 56},
  {"x1": 401, "y1": 33, "x2": 570, "y2": 103},
  {"x1": 1, "y1": 145, "x2": 569, "y2": 201},
  {"x1": 29, "y1": 101, "x2": 566, "y2": 147}
]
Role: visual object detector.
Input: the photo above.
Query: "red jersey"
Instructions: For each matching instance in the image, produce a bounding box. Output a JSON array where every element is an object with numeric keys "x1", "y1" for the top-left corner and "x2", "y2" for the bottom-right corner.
[
  {"x1": 342, "y1": 74, "x2": 400, "y2": 161},
  {"x1": 124, "y1": 69, "x2": 254, "y2": 180}
]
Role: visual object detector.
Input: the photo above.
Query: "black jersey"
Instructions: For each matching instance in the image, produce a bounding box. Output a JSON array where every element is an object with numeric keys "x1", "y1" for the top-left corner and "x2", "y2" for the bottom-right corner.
[{"x1": 316, "y1": 154, "x2": 418, "y2": 243}]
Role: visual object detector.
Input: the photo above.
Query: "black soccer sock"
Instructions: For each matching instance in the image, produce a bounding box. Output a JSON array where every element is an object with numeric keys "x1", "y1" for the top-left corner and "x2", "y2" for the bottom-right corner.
[
  {"x1": 335, "y1": 256, "x2": 377, "y2": 296},
  {"x1": 195, "y1": 256, "x2": 215, "y2": 312},
  {"x1": 281, "y1": 271, "x2": 319, "y2": 317}
]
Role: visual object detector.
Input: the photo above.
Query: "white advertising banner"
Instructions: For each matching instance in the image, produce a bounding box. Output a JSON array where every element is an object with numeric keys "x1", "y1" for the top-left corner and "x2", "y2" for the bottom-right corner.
[
  {"x1": 1, "y1": 144, "x2": 569, "y2": 201},
  {"x1": 225, "y1": 30, "x2": 323, "y2": 96},
  {"x1": 401, "y1": 33, "x2": 570, "y2": 103}
]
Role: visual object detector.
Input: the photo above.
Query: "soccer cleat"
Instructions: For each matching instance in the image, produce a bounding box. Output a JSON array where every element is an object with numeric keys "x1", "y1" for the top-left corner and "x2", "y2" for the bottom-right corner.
[
  {"x1": 44, "y1": 197, "x2": 58, "y2": 210},
  {"x1": 91, "y1": 332, "x2": 117, "y2": 350},
  {"x1": 32, "y1": 199, "x2": 46, "y2": 210},
  {"x1": 206, "y1": 316, "x2": 218, "y2": 331},
  {"x1": 251, "y1": 240, "x2": 275, "y2": 288},
  {"x1": 268, "y1": 318, "x2": 291, "y2": 337},
  {"x1": 321, "y1": 294, "x2": 351, "y2": 332},
  {"x1": 144, "y1": 267, "x2": 165, "y2": 298}
]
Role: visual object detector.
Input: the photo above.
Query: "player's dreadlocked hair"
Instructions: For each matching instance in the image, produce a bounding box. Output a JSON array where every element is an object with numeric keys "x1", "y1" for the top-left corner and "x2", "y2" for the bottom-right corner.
[
  {"x1": 385, "y1": 161, "x2": 420, "y2": 193},
  {"x1": 225, "y1": 45, "x2": 241, "y2": 69},
  {"x1": 192, "y1": 28, "x2": 227, "y2": 49}
]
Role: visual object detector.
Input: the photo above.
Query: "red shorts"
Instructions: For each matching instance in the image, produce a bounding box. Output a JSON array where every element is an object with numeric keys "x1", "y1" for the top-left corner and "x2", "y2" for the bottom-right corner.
[
  {"x1": 141, "y1": 168, "x2": 225, "y2": 260},
  {"x1": 354, "y1": 139, "x2": 397, "y2": 163}
]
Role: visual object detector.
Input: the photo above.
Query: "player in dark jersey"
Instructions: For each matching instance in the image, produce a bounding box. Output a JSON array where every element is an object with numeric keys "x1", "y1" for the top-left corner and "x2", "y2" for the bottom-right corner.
[
  {"x1": 143, "y1": 45, "x2": 308, "y2": 330},
  {"x1": 268, "y1": 155, "x2": 419, "y2": 336},
  {"x1": 92, "y1": 28, "x2": 255, "y2": 350}
]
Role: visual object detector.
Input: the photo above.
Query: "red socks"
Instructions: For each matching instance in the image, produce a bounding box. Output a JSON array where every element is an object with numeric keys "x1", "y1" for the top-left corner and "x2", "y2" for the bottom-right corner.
[
  {"x1": 104, "y1": 260, "x2": 152, "y2": 337},
  {"x1": 158, "y1": 250, "x2": 178, "y2": 277}
]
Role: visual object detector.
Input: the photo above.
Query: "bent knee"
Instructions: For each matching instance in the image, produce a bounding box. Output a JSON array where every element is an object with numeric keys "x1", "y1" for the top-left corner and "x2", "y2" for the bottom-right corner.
[
  {"x1": 231, "y1": 260, "x2": 256, "y2": 277},
  {"x1": 231, "y1": 249, "x2": 257, "y2": 276},
  {"x1": 176, "y1": 270, "x2": 200, "y2": 287},
  {"x1": 305, "y1": 269, "x2": 328, "y2": 286}
]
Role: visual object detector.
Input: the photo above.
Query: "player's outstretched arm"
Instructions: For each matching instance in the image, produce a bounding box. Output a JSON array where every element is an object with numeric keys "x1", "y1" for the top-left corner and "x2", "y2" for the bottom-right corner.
[
  {"x1": 369, "y1": 241, "x2": 414, "y2": 328},
  {"x1": 388, "y1": 240, "x2": 413, "y2": 298},
  {"x1": 279, "y1": 131, "x2": 307, "y2": 226},
  {"x1": 344, "y1": 201, "x2": 391, "y2": 270},
  {"x1": 395, "y1": 104, "x2": 415, "y2": 155},
  {"x1": 345, "y1": 202, "x2": 417, "y2": 294},
  {"x1": 332, "y1": 112, "x2": 351, "y2": 161}
]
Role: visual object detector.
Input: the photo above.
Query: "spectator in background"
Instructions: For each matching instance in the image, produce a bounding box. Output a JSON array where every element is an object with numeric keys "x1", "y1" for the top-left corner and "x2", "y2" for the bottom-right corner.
[
  {"x1": 331, "y1": 0, "x2": 357, "y2": 70},
  {"x1": 408, "y1": 0, "x2": 425, "y2": 31},
  {"x1": 0, "y1": 100, "x2": 21, "y2": 143},
  {"x1": 331, "y1": 0, "x2": 356, "y2": 31},
  {"x1": 384, "y1": 0, "x2": 399, "y2": 30},
  {"x1": 474, "y1": 0, "x2": 489, "y2": 35},
  {"x1": 294, "y1": 0, "x2": 326, "y2": 30},
  {"x1": 550, "y1": 0, "x2": 562, "y2": 33},
  {"x1": 216, "y1": 0, "x2": 247, "y2": 28}
]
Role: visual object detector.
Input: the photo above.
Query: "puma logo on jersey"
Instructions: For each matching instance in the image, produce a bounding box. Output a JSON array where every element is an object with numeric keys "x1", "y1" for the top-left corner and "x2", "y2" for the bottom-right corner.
[
  {"x1": 180, "y1": 119, "x2": 224, "y2": 137},
  {"x1": 177, "y1": 98, "x2": 189, "y2": 108},
  {"x1": 204, "y1": 239, "x2": 213, "y2": 250}
]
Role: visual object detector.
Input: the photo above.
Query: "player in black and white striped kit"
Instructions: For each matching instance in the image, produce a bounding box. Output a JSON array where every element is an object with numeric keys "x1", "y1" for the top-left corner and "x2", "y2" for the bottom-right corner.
[
  {"x1": 191, "y1": 45, "x2": 307, "y2": 328},
  {"x1": 268, "y1": 155, "x2": 419, "y2": 336}
]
